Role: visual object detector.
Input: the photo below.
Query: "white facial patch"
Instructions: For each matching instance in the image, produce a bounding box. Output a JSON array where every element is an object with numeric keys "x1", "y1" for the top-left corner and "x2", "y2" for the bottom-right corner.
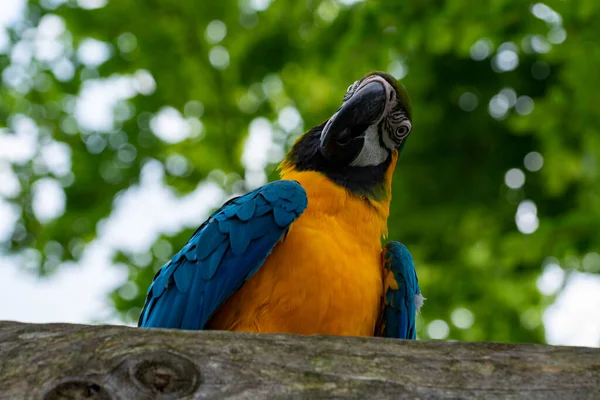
[
  {"x1": 350, "y1": 125, "x2": 389, "y2": 167},
  {"x1": 381, "y1": 127, "x2": 397, "y2": 151}
]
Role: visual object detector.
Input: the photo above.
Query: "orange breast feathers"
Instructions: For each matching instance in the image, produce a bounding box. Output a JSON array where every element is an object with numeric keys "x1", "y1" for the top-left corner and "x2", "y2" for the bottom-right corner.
[{"x1": 207, "y1": 153, "x2": 398, "y2": 336}]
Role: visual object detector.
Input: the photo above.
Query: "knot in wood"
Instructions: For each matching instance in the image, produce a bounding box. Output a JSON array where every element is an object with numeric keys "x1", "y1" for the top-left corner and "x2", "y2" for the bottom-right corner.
[
  {"x1": 130, "y1": 351, "x2": 200, "y2": 398},
  {"x1": 43, "y1": 380, "x2": 112, "y2": 400}
]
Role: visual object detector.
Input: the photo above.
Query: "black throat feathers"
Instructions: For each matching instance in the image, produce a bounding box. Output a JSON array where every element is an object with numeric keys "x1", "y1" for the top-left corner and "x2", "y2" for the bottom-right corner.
[{"x1": 281, "y1": 124, "x2": 392, "y2": 200}]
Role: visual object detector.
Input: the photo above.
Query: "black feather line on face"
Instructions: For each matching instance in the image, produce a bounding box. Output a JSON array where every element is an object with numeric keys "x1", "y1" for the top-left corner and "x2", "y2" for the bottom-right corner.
[
  {"x1": 284, "y1": 123, "x2": 391, "y2": 200},
  {"x1": 377, "y1": 122, "x2": 387, "y2": 150}
]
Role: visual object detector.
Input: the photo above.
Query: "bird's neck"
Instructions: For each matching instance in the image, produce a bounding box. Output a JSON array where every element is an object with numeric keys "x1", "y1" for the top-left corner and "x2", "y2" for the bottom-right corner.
[
  {"x1": 280, "y1": 152, "x2": 397, "y2": 239},
  {"x1": 280, "y1": 126, "x2": 394, "y2": 200}
]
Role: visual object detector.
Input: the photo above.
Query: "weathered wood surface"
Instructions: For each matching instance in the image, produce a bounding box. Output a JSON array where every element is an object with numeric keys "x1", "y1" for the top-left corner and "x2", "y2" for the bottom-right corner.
[{"x1": 0, "y1": 321, "x2": 599, "y2": 399}]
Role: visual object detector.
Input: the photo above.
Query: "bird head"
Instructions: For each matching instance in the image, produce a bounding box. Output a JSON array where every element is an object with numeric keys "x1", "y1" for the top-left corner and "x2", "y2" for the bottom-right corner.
[
  {"x1": 320, "y1": 72, "x2": 412, "y2": 166},
  {"x1": 280, "y1": 72, "x2": 412, "y2": 198}
]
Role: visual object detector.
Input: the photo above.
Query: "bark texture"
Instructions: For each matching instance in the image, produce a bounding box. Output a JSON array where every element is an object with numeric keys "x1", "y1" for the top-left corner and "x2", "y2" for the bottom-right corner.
[{"x1": 0, "y1": 321, "x2": 599, "y2": 399}]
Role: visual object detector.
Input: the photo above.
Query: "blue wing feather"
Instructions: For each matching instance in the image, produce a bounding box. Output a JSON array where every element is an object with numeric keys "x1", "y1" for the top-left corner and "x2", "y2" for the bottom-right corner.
[
  {"x1": 235, "y1": 197, "x2": 256, "y2": 221},
  {"x1": 138, "y1": 180, "x2": 307, "y2": 330},
  {"x1": 379, "y1": 241, "x2": 422, "y2": 339}
]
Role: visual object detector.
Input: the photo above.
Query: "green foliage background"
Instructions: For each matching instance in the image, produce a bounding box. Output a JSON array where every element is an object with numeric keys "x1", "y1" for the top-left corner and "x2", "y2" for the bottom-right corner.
[{"x1": 2, "y1": 0, "x2": 600, "y2": 344}]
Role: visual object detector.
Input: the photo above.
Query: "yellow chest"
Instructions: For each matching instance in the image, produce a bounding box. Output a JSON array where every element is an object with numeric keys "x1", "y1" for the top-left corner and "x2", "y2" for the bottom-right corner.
[{"x1": 207, "y1": 169, "x2": 393, "y2": 336}]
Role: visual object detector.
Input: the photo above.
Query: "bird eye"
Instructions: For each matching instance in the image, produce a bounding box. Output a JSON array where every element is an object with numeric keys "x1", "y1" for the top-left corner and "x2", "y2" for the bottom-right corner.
[{"x1": 393, "y1": 120, "x2": 412, "y2": 142}]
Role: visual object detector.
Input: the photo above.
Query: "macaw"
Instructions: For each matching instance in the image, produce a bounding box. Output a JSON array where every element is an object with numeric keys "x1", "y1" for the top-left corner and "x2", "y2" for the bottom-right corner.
[{"x1": 138, "y1": 71, "x2": 424, "y2": 339}]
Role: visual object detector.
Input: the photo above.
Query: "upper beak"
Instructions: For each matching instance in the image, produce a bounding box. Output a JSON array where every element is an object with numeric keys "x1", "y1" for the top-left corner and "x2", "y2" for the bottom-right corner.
[{"x1": 319, "y1": 80, "x2": 387, "y2": 163}]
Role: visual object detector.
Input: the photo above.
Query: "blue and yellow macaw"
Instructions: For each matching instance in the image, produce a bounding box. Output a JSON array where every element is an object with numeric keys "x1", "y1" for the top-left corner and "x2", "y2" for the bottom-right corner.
[{"x1": 139, "y1": 72, "x2": 423, "y2": 339}]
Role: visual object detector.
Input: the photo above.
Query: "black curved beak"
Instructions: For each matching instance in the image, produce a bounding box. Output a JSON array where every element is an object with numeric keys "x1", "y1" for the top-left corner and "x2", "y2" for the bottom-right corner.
[{"x1": 320, "y1": 81, "x2": 387, "y2": 163}]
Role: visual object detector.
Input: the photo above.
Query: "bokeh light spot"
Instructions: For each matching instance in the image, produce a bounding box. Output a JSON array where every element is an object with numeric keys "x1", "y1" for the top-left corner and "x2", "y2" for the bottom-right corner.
[
  {"x1": 531, "y1": 3, "x2": 562, "y2": 26},
  {"x1": 150, "y1": 107, "x2": 190, "y2": 144},
  {"x1": 499, "y1": 88, "x2": 517, "y2": 107},
  {"x1": 41, "y1": 140, "x2": 72, "y2": 177},
  {"x1": 458, "y1": 92, "x2": 478, "y2": 111},
  {"x1": 52, "y1": 58, "x2": 75, "y2": 82},
  {"x1": 2, "y1": 64, "x2": 29, "y2": 92},
  {"x1": 132, "y1": 252, "x2": 152, "y2": 267},
  {"x1": 60, "y1": 116, "x2": 78, "y2": 135},
  {"x1": 0, "y1": 163, "x2": 21, "y2": 197},
  {"x1": 249, "y1": 0, "x2": 273, "y2": 11},
  {"x1": 317, "y1": 0, "x2": 339, "y2": 23},
  {"x1": 427, "y1": 319, "x2": 450, "y2": 339},
  {"x1": 117, "y1": 32, "x2": 137, "y2": 53},
  {"x1": 77, "y1": 38, "x2": 112, "y2": 67},
  {"x1": 78, "y1": 0, "x2": 108, "y2": 9},
  {"x1": 239, "y1": 12, "x2": 259, "y2": 29},
  {"x1": 524, "y1": 151, "x2": 543, "y2": 171},
  {"x1": 86, "y1": 134, "x2": 107, "y2": 154},
  {"x1": 133, "y1": 69, "x2": 156, "y2": 95},
  {"x1": 68, "y1": 238, "x2": 86, "y2": 259},
  {"x1": 516, "y1": 199, "x2": 539, "y2": 234},
  {"x1": 537, "y1": 263, "x2": 564, "y2": 296},
  {"x1": 184, "y1": 100, "x2": 204, "y2": 118},
  {"x1": 531, "y1": 35, "x2": 551, "y2": 53},
  {"x1": 470, "y1": 38, "x2": 493, "y2": 61},
  {"x1": 32, "y1": 178, "x2": 66, "y2": 223},
  {"x1": 165, "y1": 154, "x2": 189, "y2": 176},
  {"x1": 451, "y1": 308, "x2": 474, "y2": 329},
  {"x1": 531, "y1": 60, "x2": 550, "y2": 80},
  {"x1": 44, "y1": 240, "x2": 64, "y2": 260},
  {"x1": 242, "y1": 117, "x2": 272, "y2": 171},
  {"x1": 209, "y1": 46, "x2": 230, "y2": 69},
  {"x1": 505, "y1": 168, "x2": 525, "y2": 189},
  {"x1": 117, "y1": 143, "x2": 137, "y2": 164},
  {"x1": 205, "y1": 20, "x2": 227, "y2": 44},
  {"x1": 277, "y1": 106, "x2": 302, "y2": 132},
  {"x1": 118, "y1": 281, "x2": 139, "y2": 301},
  {"x1": 387, "y1": 60, "x2": 408, "y2": 80},
  {"x1": 548, "y1": 28, "x2": 566, "y2": 44},
  {"x1": 488, "y1": 94, "x2": 510, "y2": 119},
  {"x1": 237, "y1": 91, "x2": 260, "y2": 114},
  {"x1": 187, "y1": 117, "x2": 204, "y2": 139},
  {"x1": 0, "y1": 199, "x2": 20, "y2": 242},
  {"x1": 515, "y1": 96, "x2": 534, "y2": 116},
  {"x1": 493, "y1": 49, "x2": 519, "y2": 72},
  {"x1": 152, "y1": 239, "x2": 173, "y2": 261},
  {"x1": 37, "y1": 14, "x2": 66, "y2": 38},
  {"x1": 22, "y1": 248, "x2": 42, "y2": 272},
  {"x1": 262, "y1": 74, "x2": 283, "y2": 98},
  {"x1": 582, "y1": 253, "x2": 600, "y2": 273}
]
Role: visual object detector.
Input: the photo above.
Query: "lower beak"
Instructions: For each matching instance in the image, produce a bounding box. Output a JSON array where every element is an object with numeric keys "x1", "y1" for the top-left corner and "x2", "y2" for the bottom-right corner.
[{"x1": 319, "y1": 81, "x2": 387, "y2": 163}]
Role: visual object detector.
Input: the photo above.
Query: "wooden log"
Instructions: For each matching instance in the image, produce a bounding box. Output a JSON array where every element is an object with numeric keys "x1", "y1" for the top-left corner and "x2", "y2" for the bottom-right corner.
[{"x1": 0, "y1": 321, "x2": 598, "y2": 399}]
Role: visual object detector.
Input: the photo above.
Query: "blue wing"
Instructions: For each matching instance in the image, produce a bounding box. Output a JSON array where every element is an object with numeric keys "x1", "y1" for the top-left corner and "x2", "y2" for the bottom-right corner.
[
  {"x1": 138, "y1": 180, "x2": 307, "y2": 330},
  {"x1": 377, "y1": 241, "x2": 423, "y2": 339}
]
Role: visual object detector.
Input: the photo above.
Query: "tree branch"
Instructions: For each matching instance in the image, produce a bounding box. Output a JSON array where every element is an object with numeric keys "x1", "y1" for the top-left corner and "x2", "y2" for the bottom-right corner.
[{"x1": 1, "y1": 321, "x2": 598, "y2": 399}]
